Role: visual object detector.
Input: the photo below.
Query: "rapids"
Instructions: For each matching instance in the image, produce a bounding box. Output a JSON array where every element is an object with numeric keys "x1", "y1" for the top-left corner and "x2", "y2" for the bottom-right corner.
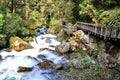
[{"x1": 0, "y1": 34, "x2": 68, "y2": 80}]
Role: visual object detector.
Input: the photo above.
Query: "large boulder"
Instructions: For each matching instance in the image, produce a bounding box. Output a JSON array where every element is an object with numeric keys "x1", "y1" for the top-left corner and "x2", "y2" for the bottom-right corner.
[
  {"x1": 73, "y1": 30, "x2": 89, "y2": 44},
  {"x1": 55, "y1": 40, "x2": 77, "y2": 55},
  {"x1": 9, "y1": 36, "x2": 33, "y2": 51},
  {"x1": 71, "y1": 30, "x2": 95, "y2": 51},
  {"x1": 17, "y1": 66, "x2": 32, "y2": 72},
  {"x1": 37, "y1": 60, "x2": 63, "y2": 70},
  {"x1": 55, "y1": 42, "x2": 70, "y2": 55}
]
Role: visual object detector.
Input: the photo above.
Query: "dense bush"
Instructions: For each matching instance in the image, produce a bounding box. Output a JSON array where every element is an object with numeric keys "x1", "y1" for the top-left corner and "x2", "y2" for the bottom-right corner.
[
  {"x1": 79, "y1": 0, "x2": 120, "y2": 26},
  {"x1": 0, "y1": 6, "x2": 29, "y2": 47}
]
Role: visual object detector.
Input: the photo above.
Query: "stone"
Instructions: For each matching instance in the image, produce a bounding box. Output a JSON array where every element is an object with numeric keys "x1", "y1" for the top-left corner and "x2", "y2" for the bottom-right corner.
[
  {"x1": 73, "y1": 30, "x2": 85, "y2": 39},
  {"x1": 45, "y1": 38, "x2": 51, "y2": 43},
  {"x1": 37, "y1": 54, "x2": 46, "y2": 60},
  {"x1": 37, "y1": 60, "x2": 54, "y2": 69},
  {"x1": 9, "y1": 36, "x2": 33, "y2": 51},
  {"x1": 55, "y1": 40, "x2": 77, "y2": 55},
  {"x1": 4, "y1": 48, "x2": 12, "y2": 52},
  {"x1": 63, "y1": 27, "x2": 73, "y2": 36},
  {"x1": 55, "y1": 42, "x2": 70, "y2": 55},
  {"x1": 71, "y1": 30, "x2": 95, "y2": 51},
  {"x1": 49, "y1": 45, "x2": 55, "y2": 48},
  {"x1": 39, "y1": 48, "x2": 47, "y2": 51},
  {"x1": 26, "y1": 56, "x2": 39, "y2": 62},
  {"x1": 106, "y1": 54, "x2": 117, "y2": 63},
  {"x1": 17, "y1": 66, "x2": 32, "y2": 72},
  {"x1": 69, "y1": 40, "x2": 77, "y2": 50},
  {"x1": 52, "y1": 64, "x2": 63, "y2": 70},
  {"x1": 36, "y1": 60, "x2": 63, "y2": 70},
  {"x1": 57, "y1": 29, "x2": 65, "y2": 42},
  {"x1": 73, "y1": 30, "x2": 89, "y2": 43}
]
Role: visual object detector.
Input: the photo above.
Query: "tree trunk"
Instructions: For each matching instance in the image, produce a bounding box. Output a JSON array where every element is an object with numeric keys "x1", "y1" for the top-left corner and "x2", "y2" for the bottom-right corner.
[{"x1": 25, "y1": 9, "x2": 29, "y2": 27}]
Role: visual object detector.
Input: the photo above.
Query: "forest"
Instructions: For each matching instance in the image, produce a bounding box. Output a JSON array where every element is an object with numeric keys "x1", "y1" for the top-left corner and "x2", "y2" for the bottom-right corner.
[
  {"x1": 0, "y1": 0, "x2": 120, "y2": 80},
  {"x1": 0, "y1": 0, "x2": 120, "y2": 47}
]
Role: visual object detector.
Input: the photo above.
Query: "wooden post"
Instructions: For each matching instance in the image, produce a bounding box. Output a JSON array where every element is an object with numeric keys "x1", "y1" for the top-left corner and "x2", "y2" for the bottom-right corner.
[
  {"x1": 100, "y1": 26, "x2": 103, "y2": 37},
  {"x1": 109, "y1": 26, "x2": 113, "y2": 39},
  {"x1": 95, "y1": 26, "x2": 97, "y2": 34},
  {"x1": 104, "y1": 27, "x2": 107, "y2": 40}
]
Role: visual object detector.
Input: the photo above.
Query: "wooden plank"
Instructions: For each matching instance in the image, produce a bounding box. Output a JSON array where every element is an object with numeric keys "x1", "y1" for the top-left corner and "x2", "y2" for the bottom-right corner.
[
  {"x1": 106, "y1": 26, "x2": 110, "y2": 38},
  {"x1": 115, "y1": 27, "x2": 119, "y2": 39},
  {"x1": 96, "y1": 26, "x2": 101, "y2": 35},
  {"x1": 111, "y1": 27, "x2": 117, "y2": 38}
]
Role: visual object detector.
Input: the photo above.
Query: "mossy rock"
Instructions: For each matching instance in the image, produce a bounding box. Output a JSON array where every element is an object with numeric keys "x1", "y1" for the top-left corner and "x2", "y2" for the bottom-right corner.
[{"x1": 9, "y1": 36, "x2": 33, "y2": 51}]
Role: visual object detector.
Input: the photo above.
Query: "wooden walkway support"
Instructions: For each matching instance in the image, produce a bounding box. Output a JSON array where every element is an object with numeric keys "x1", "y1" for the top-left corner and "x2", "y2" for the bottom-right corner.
[{"x1": 74, "y1": 22, "x2": 120, "y2": 41}]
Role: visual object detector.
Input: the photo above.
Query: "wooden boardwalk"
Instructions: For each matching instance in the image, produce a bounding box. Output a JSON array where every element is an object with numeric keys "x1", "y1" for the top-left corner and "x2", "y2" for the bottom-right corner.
[{"x1": 74, "y1": 22, "x2": 120, "y2": 41}]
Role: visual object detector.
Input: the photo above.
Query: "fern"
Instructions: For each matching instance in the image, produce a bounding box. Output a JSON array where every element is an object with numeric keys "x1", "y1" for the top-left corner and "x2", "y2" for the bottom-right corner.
[{"x1": 97, "y1": 8, "x2": 120, "y2": 26}]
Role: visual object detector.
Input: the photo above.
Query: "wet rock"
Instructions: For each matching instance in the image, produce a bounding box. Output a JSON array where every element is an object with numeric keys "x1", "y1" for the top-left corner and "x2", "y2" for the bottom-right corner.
[
  {"x1": 17, "y1": 66, "x2": 32, "y2": 72},
  {"x1": 37, "y1": 60, "x2": 54, "y2": 69},
  {"x1": 40, "y1": 37, "x2": 44, "y2": 40},
  {"x1": 45, "y1": 38, "x2": 51, "y2": 43},
  {"x1": 4, "y1": 48, "x2": 12, "y2": 52},
  {"x1": 37, "y1": 54, "x2": 46, "y2": 60},
  {"x1": 37, "y1": 60, "x2": 63, "y2": 70},
  {"x1": 9, "y1": 36, "x2": 33, "y2": 51},
  {"x1": 39, "y1": 48, "x2": 47, "y2": 51},
  {"x1": 26, "y1": 56, "x2": 39, "y2": 62},
  {"x1": 49, "y1": 45, "x2": 55, "y2": 48},
  {"x1": 4, "y1": 55, "x2": 14, "y2": 59},
  {"x1": 52, "y1": 64, "x2": 63, "y2": 70}
]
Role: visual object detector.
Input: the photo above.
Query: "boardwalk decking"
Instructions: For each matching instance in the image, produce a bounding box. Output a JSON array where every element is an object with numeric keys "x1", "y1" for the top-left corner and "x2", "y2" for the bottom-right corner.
[{"x1": 74, "y1": 22, "x2": 120, "y2": 41}]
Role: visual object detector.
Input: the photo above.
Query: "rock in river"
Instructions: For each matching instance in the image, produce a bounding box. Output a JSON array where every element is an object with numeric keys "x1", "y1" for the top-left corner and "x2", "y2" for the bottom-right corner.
[
  {"x1": 9, "y1": 36, "x2": 33, "y2": 51},
  {"x1": 55, "y1": 42, "x2": 70, "y2": 55},
  {"x1": 55, "y1": 40, "x2": 77, "y2": 55},
  {"x1": 17, "y1": 66, "x2": 32, "y2": 72}
]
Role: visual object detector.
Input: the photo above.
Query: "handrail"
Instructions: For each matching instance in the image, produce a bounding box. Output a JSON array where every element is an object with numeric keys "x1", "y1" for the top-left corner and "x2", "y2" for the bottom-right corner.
[{"x1": 75, "y1": 22, "x2": 120, "y2": 41}]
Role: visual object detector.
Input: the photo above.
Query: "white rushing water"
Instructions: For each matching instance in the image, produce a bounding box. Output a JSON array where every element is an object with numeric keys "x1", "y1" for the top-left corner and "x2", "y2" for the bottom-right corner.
[{"x1": 0, "y1": 34, "x2": 68, "y2": 80}]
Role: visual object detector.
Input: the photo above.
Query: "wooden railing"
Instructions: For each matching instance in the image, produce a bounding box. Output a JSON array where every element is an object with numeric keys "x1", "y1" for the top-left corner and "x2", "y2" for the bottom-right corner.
[{"x1": 75, "y1": 22, "x2": 120, "y2": 41}]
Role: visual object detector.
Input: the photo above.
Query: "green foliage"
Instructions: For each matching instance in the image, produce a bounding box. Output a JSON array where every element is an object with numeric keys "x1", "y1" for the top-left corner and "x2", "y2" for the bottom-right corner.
[
  {"x1": 3, "y1": 13, "x2": 29, "y2": 37},
  {"x1": 50, "y1": 18, "x2": 61, "y2": 33},
  {"x1": 0, "y1": 5, "x2": 29, "y2": 47},
  {"x1": 0, "y1": 34, "x2": 7, "y2": 46},
  {"x1": 28, "y1": 10, "x2": 42, "y2": 29},
  {"x1": 98, "y1": 8, "x2": 120, "y2": 26},
  {"x1": 79, "y1": 0, "x2": 120, "y2": 26},
  {"x1": 79, "y1": 0, "x2": 93, "y2": 17},
  {"x1": 25, "y1": 0, "x2": 75, "y2": 33},
  {"x1": 0, "y1": 13, "x2": 4, "y2": 32},
  {"x1": 0, "y1": 13, "x2": 7, "y2": 46}
]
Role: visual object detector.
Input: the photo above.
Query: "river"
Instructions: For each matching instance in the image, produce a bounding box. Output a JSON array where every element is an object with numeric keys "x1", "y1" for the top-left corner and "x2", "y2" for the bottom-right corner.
[{"x1": 0, "y1": 33, "x2": 68, "y2": 80}]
